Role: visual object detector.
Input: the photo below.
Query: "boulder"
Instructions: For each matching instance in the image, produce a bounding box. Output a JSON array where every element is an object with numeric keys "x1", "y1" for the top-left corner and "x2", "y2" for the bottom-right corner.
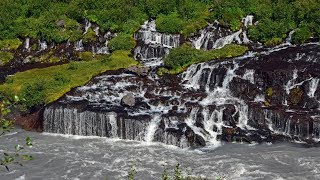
[
  {"x1": 127, "y1": 66, "x2": 150, "y2": 76},
  {"x1": 56, "y1": 20, "x2": 66, "y2": 27},
  {"x1": 121, "y1": 93, "x2": 136, "y2": 107}
]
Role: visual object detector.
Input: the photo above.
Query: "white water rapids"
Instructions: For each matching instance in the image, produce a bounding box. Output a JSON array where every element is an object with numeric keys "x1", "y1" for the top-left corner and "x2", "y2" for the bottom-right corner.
[{"x1": 1, "y1": 129, "x2": 320, "y2": 179}]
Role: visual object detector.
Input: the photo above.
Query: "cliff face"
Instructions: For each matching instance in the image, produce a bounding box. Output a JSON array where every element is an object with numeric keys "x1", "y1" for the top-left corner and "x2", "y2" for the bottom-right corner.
[
  {"x1": 3, "y1": 17, "x2": 320, "y2": 148},
  {"x1": 41, "y1": 43, "x2": 320, "y2": 148}
]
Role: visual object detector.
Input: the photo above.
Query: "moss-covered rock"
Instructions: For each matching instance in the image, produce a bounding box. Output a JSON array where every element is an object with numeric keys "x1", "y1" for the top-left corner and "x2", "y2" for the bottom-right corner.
[
  {"x1": 265, "y1": 38, "x2": 282, "y2": 47},
  {"x1": 108, "y1": 34, "x2": 136, "y2": 51},
  {"x1": 164, "y1": 44, "x2": 248, "y2": 74},
  {"x1": 78, "y1": 51, "x2": 94, "y2": 61},
  {"x1": 157, "y1": 67, "x2": 170, "y2": 76},
  {"x1": 83, "y1": 28, "x2": 97, "y2": 43},
  {"x1": 289, "y1": 87, "x2": 303, "y2": 105},
  {"x1": 0, "y1": 39, "x2": 22, "y2": 51},
  {"x1": 0, "y1": 51, "x2": 14, "y2": 65}
]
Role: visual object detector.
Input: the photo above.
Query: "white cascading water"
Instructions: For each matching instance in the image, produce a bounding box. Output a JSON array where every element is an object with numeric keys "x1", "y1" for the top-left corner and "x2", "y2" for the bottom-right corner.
[
  {"x1": 191, "y1": 15, "x2": 254, "y2": 50},
  {"x1": 182, "y1": 60, "x2": 253, "y2": 146},
  {"x1": 24, "y1": 38, "x2": 30, "y2": 52},
  {"x1": 134, "y1": 20, "x2": 180, "y2": 65},
  {"x1": 83, "y1": 19, "x2": 92, "y2": 35},
  {"x1": 38, "y1": 40, "x2": 47, "y2": 51},
  {"x1": 74, "y1": 39, "x2": 84, "y2": 51},
  {"x1": 144, "y1": 115, "x2": 162, "y2": 143},
  {"x1": 308, "y1": 78, "x2": 319, "y2": 98}
]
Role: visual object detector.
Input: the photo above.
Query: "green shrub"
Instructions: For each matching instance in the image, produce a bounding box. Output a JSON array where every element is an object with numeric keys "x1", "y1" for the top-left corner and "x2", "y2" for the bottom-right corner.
[
  {"x1": 21, "y1": 81, "x2": 46, "y2": 108},
  {"x1": 67, "y1": 62, "x2": 78, "y2": 70},
  {"x1": 53, "y1": 72, "x2": 70, "y2": 85},
  {"x1": 164, "y1": 44, "x2": 248, "y2": 74},
  {"x1": 79, "y1": 51, "x2": 94, "y2": 61},
  {"x1": 83, "y1": 29, "x2": 97, "y2": 43},
  {"x1": 0, "y1": 52, "x2": 14, "y2": 66},
  {"x1": 157, "y1": 67, "x2": 170, "y2": 76},
  {"x1": 108, "y1": 34, "x2": 136, "y2": 51},
  {"x1": 156, "y1": 12, "x2": 183, "y2": 34},
  {"x1": 0, "y1": 39, "x2": 22, "y2": 50},
  {"x1": 292, "y1": 27, "x2": 312, "y2": 44},
  {"x1": 265, "y1": 38, "x2": 282, "y2": 47}
]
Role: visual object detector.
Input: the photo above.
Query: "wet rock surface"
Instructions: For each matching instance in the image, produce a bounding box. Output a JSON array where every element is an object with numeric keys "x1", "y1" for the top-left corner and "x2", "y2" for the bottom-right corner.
[
  {"x1": 121, "y1": 93, "x2": 136, "y2": 107},
  {"x1": 42, "y1": 44, "x2": 320, "y2": 148}
]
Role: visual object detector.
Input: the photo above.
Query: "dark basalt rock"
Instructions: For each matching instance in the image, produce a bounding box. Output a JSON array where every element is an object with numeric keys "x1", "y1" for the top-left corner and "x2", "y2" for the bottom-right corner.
[
  {"x1": 34, "y1": 44, "x2": 320, "y2": 148},
  {"x1": 126, "y1": 66, "x2": 150, "y2": 76}
]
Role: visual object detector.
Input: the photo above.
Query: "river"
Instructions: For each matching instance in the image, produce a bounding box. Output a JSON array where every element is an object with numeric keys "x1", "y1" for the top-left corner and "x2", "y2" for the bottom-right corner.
[{"x1": 1, "y1": 129, "x2": 320, "y2": 180}]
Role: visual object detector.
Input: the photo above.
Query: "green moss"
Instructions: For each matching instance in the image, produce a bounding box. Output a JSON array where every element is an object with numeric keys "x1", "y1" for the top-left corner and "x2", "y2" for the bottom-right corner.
[
  {"x1": 0, "y1": 51, "x2": 137, "y2": 106},
  {"x1": 0, "y1": 51, "x2": 14, "y2": 65},
  {"x1": 157, "y1": 67, "x2": 170, "y2": 76},
  {"x1": 164, "y1": 44, "x2": 248, "y2": 74},
  {"x1": 292, "y1": 27, "x2": 312, "y2": 44},
  {"x1": 0, "y1": 39, "x2": 22, "y2": 51},
  {"x1": 108, "y1": 34, "x2": 136, "y2": 51},
  {"x1": 265, "y1": 38, "x2": 282, "y2": 46},
  {"x1": 289, "y1": 87, "x2": 303, "y2": 105},
  {"x1": 266, "y1": 87, "x2": 273, "y2": 97},
  {"x1": 83, "y1": 29, "x2": 97, "y2": 43},
  {"x1": 156, "y1": 12, "x2": 184, "y2": 34},
  {"x1": 31, "y1": 44, "x2": 37, "y2": 51},
  {"x1": 78, "y1": 51, "x2": 94, "y2": 61}
]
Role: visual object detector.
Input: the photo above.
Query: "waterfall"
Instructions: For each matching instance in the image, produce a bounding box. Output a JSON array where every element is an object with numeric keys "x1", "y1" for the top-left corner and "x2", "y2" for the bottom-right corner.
[
  {"x1": 242, "y1": 69, "x2": 255, "y2": 84},
  {"x1": 243, "y1": 15, "x2": 254, "y2": 27},
  {"x1": 84, "y1": 19, "x2": 92, "y2": 34},
  {"x1": 38, "y1": 40, "x2": 47, "y2": 51},
  {"x1": 134, "y1": 20, "x2": 180, "y2": 48},
  {"x1": 134, "y1": 20, "x2": 180, "y2": 65},
  {"x1": 286, "y1": 30, "x2": 296, "y2": 44},
  {"x1": 285, "y1": 69, "x2": 298, "y2": 94},
  {"x1": 308, "y1": 78, "x2": 319, "y2": 98},
  {"x1": 144, "y1": 115, "x2": 162, "y2": 143},
  {"x1": 213, "y1": 30, "x2": 242, "y2": 49},
  {"x1": 24, "y1": 38, "x2": 30, "y2": 52},
  {"x1": 74, "y1": 39, "x2": 84, "y2": 51},
  {"x1": 43, "y1": 44, "x2": 320, "y2": 147}
]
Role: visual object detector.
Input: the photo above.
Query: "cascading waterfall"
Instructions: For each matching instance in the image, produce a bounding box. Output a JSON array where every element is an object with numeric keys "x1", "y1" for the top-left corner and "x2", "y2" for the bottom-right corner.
[
  {"x1": 308, "y1": 78, "x2": 319, "y2": 98},
  {"x1": 38, "y1": 40, "x2": 48, "y2": 51},
  {"x1": 24, "y1": 38, "x2": 30, "y2": 52},
  {"x1": 74, "y1": 39, "x2": 84, "y2": 51},
  {"x1": 43, "y1": 43, "x2": 320, "y2": 148},
  {"x1": 134, "y1": 20, "x2": 180, "y2": 65},
  {"x1": 191, "y1": 15, "x2": 254, "y2": 50}
]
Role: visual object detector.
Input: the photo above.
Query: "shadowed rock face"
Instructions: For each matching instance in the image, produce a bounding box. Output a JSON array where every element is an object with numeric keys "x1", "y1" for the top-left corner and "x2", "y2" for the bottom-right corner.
[{"x1": 41, "y1": 44, "x2": 320, "y2": 148}]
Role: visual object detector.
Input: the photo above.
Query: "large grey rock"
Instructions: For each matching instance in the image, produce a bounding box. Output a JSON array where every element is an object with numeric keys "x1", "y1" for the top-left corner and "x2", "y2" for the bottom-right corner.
[
  {"x1": 127, "y1": 66, "x2": 150, "y2": 76},
  {"x1": 121, "y1": 93, "x2": 136, "y2": 107},
  {"x1": 56, "y1": 20, "x2": 65, "y2": 27}
]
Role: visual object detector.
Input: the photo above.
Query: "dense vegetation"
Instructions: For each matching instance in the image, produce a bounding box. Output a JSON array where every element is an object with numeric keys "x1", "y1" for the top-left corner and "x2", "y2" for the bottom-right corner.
[
  {"x1": 163, "y1": 44, "x2": 248, "y2": 74},
  {"x1": 0, "y1": 51, "x2": 137, "y2": 108},
  {"x1": 211, "y1": 0, "x2": 320, "y2": 44},
  {"x1": 0, "y1": 0, "x2": 319, "y2": 45}
]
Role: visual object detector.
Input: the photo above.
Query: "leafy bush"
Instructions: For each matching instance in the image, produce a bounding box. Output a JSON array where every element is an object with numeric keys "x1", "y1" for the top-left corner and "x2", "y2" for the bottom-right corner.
[
  {"x1": 265, "y1": 38, "x2": 283, "y2": 47},
  {"x1": 83, "y1": 29, "x2": 97, "y2": 43},
  {"x1": 292, "y1": 27, "x2": 312, "y2": 44},
  {"x1": 79, "y1": 51, "x2": 94, "y2": 61},
  {"x1": 0, "y1": 52, "x2": 14, "y2": 66},
  {"x1": 164, "y1": 44, "x2": 248, "y2": 74},
  {"x1": 0, "y1": 39, "x2": 22, "y2": 50},
  {"x1": 21, "y1": 81, "x2": 46, "y2": 108},
  {"x1": 156, "y1": 12, "x2": 184, "y2": 34},
  {"x1": 108, "y1": 35, "x2": 136, "y2": 51}
]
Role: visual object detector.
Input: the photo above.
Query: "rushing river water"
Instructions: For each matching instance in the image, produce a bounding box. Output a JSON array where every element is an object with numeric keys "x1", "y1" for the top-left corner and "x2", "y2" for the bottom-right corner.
[{"x1": 1, "y1": 129, "x2": 320, "y2": 180}]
